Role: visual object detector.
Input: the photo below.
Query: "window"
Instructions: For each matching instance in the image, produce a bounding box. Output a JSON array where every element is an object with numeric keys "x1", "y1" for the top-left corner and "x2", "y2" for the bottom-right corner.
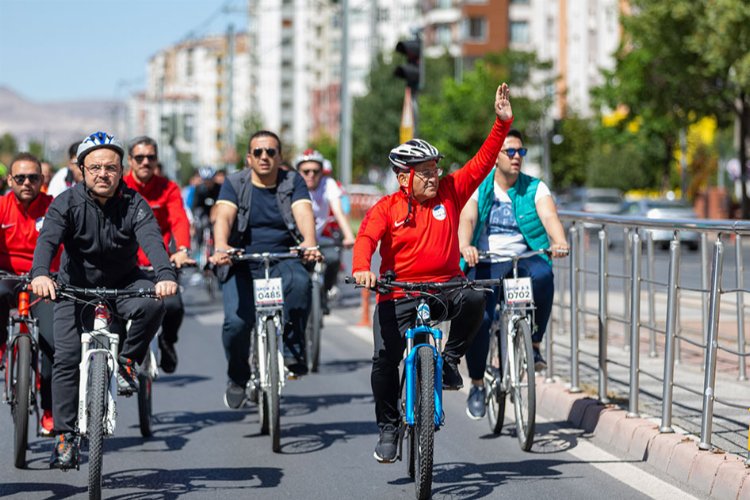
[
  {"x1": 183, "y1": 114, "x2": 194, "y2": 142},
  {"x1": 510, "y1": 21, "x2": 529, "y2": 44},
  {"x1": 510, "y1": 0, "x2": 529, "y2": 3},
  {"x1": 466, "y1": 17, "x2": 486, "y2": 41},
  {"x1": 437, "y1": 0, "x2": 452, "y2": 8},
  {"x1": 186, "y1": 48, "x2": 194, "y2": 78},
  {"x1": 436, "y1": 24, "x2": 452, "y2": 46}
]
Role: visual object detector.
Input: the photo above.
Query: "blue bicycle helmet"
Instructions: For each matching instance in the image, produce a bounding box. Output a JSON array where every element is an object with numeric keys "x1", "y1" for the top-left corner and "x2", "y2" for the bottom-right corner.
[
  {"x1": 198, "y1": 166, "x2": 216, "y2": 180},
  {"x1": 76, "y1": 131, "x2": 125, "y2": 166}
]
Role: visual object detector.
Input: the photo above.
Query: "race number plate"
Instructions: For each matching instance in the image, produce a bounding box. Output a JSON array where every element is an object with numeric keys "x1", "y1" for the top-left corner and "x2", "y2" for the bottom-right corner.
[
  {"x1": 503, "y1": 277, "x2": 533, "y2": 305},
  {"x1": 254, "y1": 278, "x2": 284, "y2": 306}
]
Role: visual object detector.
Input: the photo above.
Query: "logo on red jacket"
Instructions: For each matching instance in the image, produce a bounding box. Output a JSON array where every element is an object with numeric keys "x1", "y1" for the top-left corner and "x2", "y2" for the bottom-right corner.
[
  {"x1": 432, "y1": 204, "x2": 447, "y2": 221},
  {"x1": 35, "y1": 217, "x2": 45, "y2": 232}
]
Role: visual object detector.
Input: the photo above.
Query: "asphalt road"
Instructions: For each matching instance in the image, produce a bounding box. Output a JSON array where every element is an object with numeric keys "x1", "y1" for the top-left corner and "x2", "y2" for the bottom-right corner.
[{"x1": 0, "y1": 280, "x2": 695, "y2": 499}]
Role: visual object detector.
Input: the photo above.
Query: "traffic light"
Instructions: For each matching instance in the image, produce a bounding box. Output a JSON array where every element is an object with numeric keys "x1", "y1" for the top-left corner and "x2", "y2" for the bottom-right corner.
[{"x1": 394, "y1": 37, "x2": 422, "y2": 91}]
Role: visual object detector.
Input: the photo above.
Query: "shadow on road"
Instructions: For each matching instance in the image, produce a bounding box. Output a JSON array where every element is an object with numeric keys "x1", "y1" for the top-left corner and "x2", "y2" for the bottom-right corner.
[
  {"x1": 278, "y1": 420, "x2": 375, "y2": 454},
  {"x1": 281, "y1": 392, "x2": 373, "y2": 417},
  {"x1": 154, "y1": 374, "x2": 212, "y2": 388},
  {"x1": 103, "y1": 466, "x2": 282, "y2": 499},
  {"x1": 0, "y1": 482, "x2": 85, "y2": 498},
  {"x1": 315, "y1": 357, "x2": 372, "y2": 374},
  {"x1": 477, "y1": 421, "x2": 579, "y2": 455}
]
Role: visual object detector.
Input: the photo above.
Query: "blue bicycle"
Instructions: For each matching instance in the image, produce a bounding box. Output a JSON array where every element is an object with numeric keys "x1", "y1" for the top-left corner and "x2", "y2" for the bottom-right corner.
[{"x1": 349, "y1": 274, "x2": 496, "y2": 500}]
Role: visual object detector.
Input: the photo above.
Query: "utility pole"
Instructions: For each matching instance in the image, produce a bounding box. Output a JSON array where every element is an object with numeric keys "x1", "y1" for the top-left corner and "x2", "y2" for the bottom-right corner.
[
  {"x1": 338, "y1": 0, "x2": 352, "y2": 186},
  {"x1": 226, "y1": 23, "x2": 236, "y2": 170}
]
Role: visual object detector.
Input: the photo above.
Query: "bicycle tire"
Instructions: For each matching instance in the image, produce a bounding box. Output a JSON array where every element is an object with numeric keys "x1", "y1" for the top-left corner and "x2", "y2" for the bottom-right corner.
[
  {"x1": 137, "y1": 372, "x2": 153, "y2": 438},
  {"x1": 255, "y1": 328, "x2": 269, "y2": 435},
  {"x1": 88, "y1": 352, "x2": 108, "y2": 500},
  {"x1": 12, "y1": 335, "x2": 32, "y2": 469},
  {"x1": 307, "y1": 279, "x2": 322, "y2": 373},
  {"x1": 485, "y1": 327, "x2": 506, "y2": 435},
  {"x1": 413, "y1": 346, "x2": 434, "y2": 500},
  {"x1": 512, "y1": 319, "x2": 536, "y2": 451},
  {"x1": 266, "y1": 317, "x2": 281, "y2": 453}
]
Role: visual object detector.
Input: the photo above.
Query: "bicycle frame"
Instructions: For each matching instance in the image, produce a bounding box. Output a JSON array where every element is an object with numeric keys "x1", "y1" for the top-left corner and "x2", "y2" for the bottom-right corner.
[
  {"x1": 4, "y1": 289, "x2": 39, "y2": 403},
  {"x1": 77, "y1": 303, "x2": 120, "y2": 437}
]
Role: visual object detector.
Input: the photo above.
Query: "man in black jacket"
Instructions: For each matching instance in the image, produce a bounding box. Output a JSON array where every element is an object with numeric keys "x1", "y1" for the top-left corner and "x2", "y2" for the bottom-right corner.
[{"x1": 30, "y1": 131, "x2": 178, "y2": 470}]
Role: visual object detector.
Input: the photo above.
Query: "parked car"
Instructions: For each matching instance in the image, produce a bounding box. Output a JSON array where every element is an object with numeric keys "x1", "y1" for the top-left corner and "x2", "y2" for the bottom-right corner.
[
  {"x1": 562, "y1": 188, "x2": 625, "y2": 215},
  {"x1": 620, "y1": 199, "x2": 700, "y2": 251}
]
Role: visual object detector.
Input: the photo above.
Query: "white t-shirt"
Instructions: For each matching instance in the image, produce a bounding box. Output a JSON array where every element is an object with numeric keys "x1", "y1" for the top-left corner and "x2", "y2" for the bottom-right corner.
[
  {"x1": 47, "y1": 168, "x2": 76, "y2": 198},
  {"x1": 309, "y1": 176, "x2": 343, "y2": 238},
  {"x1": 470, "y1": 179, "x2": 551, "y2": 257}
]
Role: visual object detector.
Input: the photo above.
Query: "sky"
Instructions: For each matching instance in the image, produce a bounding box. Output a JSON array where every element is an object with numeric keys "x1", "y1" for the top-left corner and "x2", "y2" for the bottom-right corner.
[{"x1": 0, "y1": 0, "x2": 248, "y2": 102}]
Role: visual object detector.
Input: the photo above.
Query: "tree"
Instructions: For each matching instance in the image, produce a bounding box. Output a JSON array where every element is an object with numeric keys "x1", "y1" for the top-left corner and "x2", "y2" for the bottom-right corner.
[
  {"x1": 549, "y1": 115, "x2": 593, "y2": 189},
  {"x1": 234, "y1": 112, "x2": 265, "y2": 171},
  {"x1": 0, "y1": 133, "x2": 17, "y2": 166},
  {"x1": 309, "y1": 133, "x2": 338, "y2": 175}
]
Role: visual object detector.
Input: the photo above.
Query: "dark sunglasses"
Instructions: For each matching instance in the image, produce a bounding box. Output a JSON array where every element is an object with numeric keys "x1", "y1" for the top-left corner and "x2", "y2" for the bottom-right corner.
[
  {"x1": 503, "y1": 147, "x2": 528, "y2": 158},
  {"x1": 300, "y1": 168, "x2": 321, "y2": 176},
  {"x1": 133, "y1": 154, "x2": 157, "y2": 163},
  {"x1": 12, "y1": 174, "x2": 41, "y2": 184},
  {"x1": 251, "y1": 147, "x2": 278, "y2": 158}
]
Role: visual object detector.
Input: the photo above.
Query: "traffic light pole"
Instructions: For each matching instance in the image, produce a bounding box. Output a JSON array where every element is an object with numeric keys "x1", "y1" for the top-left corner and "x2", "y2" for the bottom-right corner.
[{"x1": 338, "y1": 0, "x2": 352, "y2": 186}]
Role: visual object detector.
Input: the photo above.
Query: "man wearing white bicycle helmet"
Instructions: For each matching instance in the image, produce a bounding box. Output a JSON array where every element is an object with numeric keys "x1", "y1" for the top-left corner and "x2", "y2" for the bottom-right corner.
[
  {"x1": 352, "y1": 83, "x2": 513, "y2": 463},
  {"x1": 30, "y1": 131, "x2": 178, "y2": 469}
]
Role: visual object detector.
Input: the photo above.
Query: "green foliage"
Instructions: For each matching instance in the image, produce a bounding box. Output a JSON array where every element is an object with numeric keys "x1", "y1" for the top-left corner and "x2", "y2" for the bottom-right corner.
[
  {"x1": 309, "y1": 133, "x2": 338, "y2": 175},
  {"x1": 0, "y1": 133, "x2": 18, "y2": 165},
  {"x1": 587, "y1": 125, "x2": 664, "y2": 191},
  {"x1": 234, "y1": 112, "x2": 265, "y2": 170},
  {"x1": 549, "y1": 116, "x2": 592, "y2": 189},
  {"x1": 28, "y1": 140, "x2": 44, "y2": 160}
]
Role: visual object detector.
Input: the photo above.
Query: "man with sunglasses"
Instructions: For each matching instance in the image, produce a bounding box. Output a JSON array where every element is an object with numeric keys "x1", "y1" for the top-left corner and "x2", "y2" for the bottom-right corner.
[
  {"x1": 0, "y1": 152, "x2": 60, "y2": 435},
  {"x1": 458, "y1": 128, "x2": 569, "y2": 420},
  {"x1": 210, "y1": 130, "x2": 321, "y2": 409},
  {"x1": 294, "y1": 149, "x2": 356, "y2": 313},
  {"x1": 124, "y1": 136, "x2": 194, "y2": 373},
  {"x1": 352, "y1": 83, "x2": 513, "y2": 463}
]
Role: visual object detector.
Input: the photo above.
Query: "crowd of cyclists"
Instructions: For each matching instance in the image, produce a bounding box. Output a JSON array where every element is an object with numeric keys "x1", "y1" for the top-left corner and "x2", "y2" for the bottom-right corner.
[{"x1": 0, "y1": 81, "x2": 572, "y2": 473}]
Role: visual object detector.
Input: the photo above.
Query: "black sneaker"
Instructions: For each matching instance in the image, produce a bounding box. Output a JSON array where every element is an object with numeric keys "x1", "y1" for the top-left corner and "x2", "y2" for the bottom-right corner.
[
  {"x1": 224, "y1": 381, "x2": 246, "y2": 409},
  {"x1": 373, "y1": 424, "x2": 399, "y2": 463},
  {"x1": 159, "y1": 337, "x2": 178, "y2": 374},
  {"x1": 532, "y1": 347, "x2": 547, "y2": 372},
  {"x1": 117, "y1": 356, "x2": 139, "y2": 396},
  {"x1": 442, "y1": 357, "x2": 463, "y2": 390},
  {"x1": 284, "y1": 355, "x2": 309, "y2": 377},
  {"x1": 466, "y1": 385, "x2": 486, "y2": 420},
  {"x1": 49, "y1": 432, "x2": 79, "y2": 470}
]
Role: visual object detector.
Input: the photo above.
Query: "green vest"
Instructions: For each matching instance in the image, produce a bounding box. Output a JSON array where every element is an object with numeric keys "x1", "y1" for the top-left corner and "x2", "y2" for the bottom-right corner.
[{"x1": 465, "y1": 170, "x2": 550, "y2": 267}]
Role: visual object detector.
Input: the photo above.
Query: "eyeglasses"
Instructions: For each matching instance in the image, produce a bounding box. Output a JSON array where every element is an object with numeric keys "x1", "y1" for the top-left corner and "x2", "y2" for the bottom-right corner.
[
  {"x1": 251, "y1": 147, "x2": 278, "y2": 158},
  {"x1": 300, "y1": 168, "x2": 321, "y2": 176},
  {"x1": 133, "y1": 154, "x2": 157, "y2": 163},
  {"x1": 503, "y1": 147, "x2": 528, "y2": 158},
  {"x1": 85, "y1": 164, "x2": 119, "y2": 175},
  {"x1": 12, "y1": 174, "x2": 41, "y2": 184},
  {"x1": 413, "y1": 168, "x2": 442, "y2": 180}
]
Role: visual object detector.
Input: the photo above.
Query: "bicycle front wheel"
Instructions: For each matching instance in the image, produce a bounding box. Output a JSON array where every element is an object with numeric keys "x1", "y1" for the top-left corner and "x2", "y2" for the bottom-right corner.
[
  {"x1": 413, "y1": 346, "x2": 435, "y2": 500},
  {"x1": 511, "y1": 318, "x2": 536, "y2": 451},
  {"x1": 12, "y1": 335, "x2": 32, "y2": 468},
  {"x1": 485, "y1": 327, "x2": 506, "y2": 435},
  {"x1": 87, "y1": 352, "x2": 109, "y2": 500},
  {"x1": 306, "y1": 279, "x2": 322, "y2": 373},
  {"x1": 266, "y1": 318, "x2": 281, "y2": 453}
]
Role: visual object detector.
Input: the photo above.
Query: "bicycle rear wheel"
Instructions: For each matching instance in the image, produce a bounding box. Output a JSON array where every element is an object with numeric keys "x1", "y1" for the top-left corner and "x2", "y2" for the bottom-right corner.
[
  {"x1": 412, "y1": 346, "x2": 434, "y2": 500},
  {"x1": 485, "y1": 327, "x2": 506, "y2": 435},
  {"x1": 88, "y1": 352, "x2": 108, "y2": 500},
  {"x1": 511, "y1": 319, "x2": 536, "y2": 451},
  {"x1": 12, "y1": 335, "x2": 32, "y2": 468},
  {"x1": 266, "y1": 318, "x2": 281, "y2": 453},
  {"x1": 137, "y1": 372, "x2": 153, "y2": 438},
  {"x1": 306, "y1": 278, "x2": 322, "y2": 373}
]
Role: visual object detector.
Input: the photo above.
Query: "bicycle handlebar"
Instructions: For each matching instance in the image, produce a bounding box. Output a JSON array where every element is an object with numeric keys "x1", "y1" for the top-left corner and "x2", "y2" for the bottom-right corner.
[
  {"x1": 57, "y1": 284, "x2": 159, "y2": 300},
  {"x1": 227, "y1": 246, "x2": 318, "y2": 263},
  {"x1": 477, "y1": 248, "x2": 552, "y2": 263},
  {"x1": 344, "y1": 275, "x2": 504, "y2": 294}
]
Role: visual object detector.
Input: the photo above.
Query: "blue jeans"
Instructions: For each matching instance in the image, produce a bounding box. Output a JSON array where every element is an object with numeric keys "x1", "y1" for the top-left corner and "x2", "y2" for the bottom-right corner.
[
  {"x1": 465, "y1": 255, "x2": 554, "y2": 381},
  {"x1": 221, "y1": 259, "x2": 311, "y2": 386}
]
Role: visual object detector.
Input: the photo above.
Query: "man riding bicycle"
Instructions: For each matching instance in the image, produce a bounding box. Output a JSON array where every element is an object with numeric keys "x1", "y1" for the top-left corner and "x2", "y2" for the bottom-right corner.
[
  {"x1": 30, "y1": 131, "x2": 178, "y2": 470},
  {"x1": 210, "y1": 130, "x2": 321, "y2": 410},
  {"x1": 294, "y1": 149, "x2": 356, "y2": 313},
  {"x1": 352, "y1": 83, "x2": 513, "y2": 463},
  {"x1": 124, "y1": 136, "x2": 194, "y2": 373},
  {"x1": 458, "y1": 128, "x2": 569, "y2": 420},
  {"x1": 0, "y1": 152, "x2": 60, "y2": 435}
]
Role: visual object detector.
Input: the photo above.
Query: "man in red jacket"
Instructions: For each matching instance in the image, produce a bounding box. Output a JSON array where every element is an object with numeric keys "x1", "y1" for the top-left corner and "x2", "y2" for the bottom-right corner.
[
  {"x1": 124, "y1": 136, "x2": 194, "y2": 373},
  {"x1": 0, "y1": 152, "x2": 60, "y2": 434},
  {"x1": 352, "y1": 83, "x2": 513, "y2": 463}
]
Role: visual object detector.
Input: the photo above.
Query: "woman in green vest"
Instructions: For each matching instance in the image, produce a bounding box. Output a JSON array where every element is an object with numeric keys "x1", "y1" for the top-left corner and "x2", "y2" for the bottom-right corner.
[{"x1": 457, "y1": 129, "x2": 569, "y2": 421}]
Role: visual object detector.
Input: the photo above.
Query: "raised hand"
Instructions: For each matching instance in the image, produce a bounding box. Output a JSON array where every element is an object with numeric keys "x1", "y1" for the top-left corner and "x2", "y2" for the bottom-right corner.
[{"x1": 495, "y1": 83, "x2": 512, "y2": 121}]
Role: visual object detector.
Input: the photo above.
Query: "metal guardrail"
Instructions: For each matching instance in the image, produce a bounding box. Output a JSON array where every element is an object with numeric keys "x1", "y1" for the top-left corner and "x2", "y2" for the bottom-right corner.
[{"x1": 547, "y1": 210, "x2": 750, "y2": 457}]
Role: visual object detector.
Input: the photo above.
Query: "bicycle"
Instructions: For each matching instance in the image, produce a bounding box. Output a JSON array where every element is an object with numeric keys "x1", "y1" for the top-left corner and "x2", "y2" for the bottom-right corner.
[
  {"x1": 227, "y1": 248, "x2": 312, "y2": 453},
  {"x1": 305, "y1": 241, "x2": 342, "y2": 373},
  {"x1": 55, "y1": 284, "x2": 158, "y2": 500},
  {"x1": 347, "y1": 273, "x2": 497, "y2": 500},
  {"x1": 479, "y1": 248, "x2": 551, "y2": 451},
  {"x1": 1, "y1": 273, "x2": 41, "y2": 468}
]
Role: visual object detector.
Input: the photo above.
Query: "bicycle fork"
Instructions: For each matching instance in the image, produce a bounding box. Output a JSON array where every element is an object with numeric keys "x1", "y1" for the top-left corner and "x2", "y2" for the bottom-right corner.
[
  {"x1": 403, "y1": 325, "x2": 444, "y2": 429},
  {"x1": 77, "y1": 309, "x2": 119, "y2": 437}
]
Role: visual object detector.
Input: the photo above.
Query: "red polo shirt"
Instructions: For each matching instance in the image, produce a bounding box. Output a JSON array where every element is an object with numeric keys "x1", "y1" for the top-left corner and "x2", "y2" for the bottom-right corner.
[
  {"x1": 0, "y1": 191, "x2": 60, "y2": 274},
  {"x1": 124, "y1": 171, "x2": 191, "y2": 266}
]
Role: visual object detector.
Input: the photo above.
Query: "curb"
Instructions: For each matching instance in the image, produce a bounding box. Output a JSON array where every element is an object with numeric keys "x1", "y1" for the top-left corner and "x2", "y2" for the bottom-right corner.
[{"x1": 537, "y1": 378, "x2": 750, "y2": 499}]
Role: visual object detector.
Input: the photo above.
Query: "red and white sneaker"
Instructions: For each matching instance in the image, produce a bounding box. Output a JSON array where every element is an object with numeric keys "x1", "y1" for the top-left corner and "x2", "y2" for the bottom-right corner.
[
  {"x1": 0, "y1": 342, "x2": 6, "y2": 370},
  {"x1": 40, "y1": 409, "x2": 54, "y2": 436}
]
